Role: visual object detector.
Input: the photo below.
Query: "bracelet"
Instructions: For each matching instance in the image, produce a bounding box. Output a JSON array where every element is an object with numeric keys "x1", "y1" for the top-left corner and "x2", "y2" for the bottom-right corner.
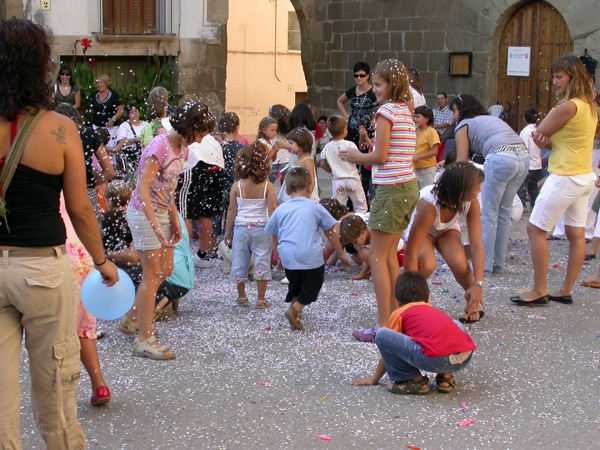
[{"x1": 93, "y1": 256, "x2": 108, "y2": 266}]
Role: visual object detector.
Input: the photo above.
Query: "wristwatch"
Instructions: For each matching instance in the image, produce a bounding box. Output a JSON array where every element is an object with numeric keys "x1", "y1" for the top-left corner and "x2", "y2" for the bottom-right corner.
[{"x1": 474, "y1": 280, "x2": 483, "y2": 288}]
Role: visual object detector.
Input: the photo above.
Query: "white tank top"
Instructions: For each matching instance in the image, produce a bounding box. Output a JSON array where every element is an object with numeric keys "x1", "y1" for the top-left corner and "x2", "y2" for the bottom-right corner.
[
  {"x1": 419, "y1": 185, "x2": 470, "y2": 233},
  {"x1": 234, "y1": 181, "x2": 269, "y2": 226}
]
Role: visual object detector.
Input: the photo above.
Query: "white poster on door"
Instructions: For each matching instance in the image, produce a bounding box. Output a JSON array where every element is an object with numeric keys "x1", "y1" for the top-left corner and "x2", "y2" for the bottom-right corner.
[{"x1": 507, "y1": 47, "x2": 531, "y2": 76}]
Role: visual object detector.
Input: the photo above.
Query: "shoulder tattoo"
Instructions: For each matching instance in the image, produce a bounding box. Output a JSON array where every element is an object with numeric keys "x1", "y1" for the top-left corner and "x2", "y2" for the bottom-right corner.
[{"x1": 50, "y1": 125, "x2": 66, "y2": 145}]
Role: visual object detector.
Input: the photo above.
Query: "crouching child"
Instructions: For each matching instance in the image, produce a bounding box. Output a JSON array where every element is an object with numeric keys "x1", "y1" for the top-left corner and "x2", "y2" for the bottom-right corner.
[{"x1": 352, "y1": 271, "x2": 476, "y2": 394}]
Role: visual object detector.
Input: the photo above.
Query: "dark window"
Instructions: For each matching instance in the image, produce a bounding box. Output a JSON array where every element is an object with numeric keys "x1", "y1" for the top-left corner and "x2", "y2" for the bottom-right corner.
[{"x1": 288, "y1": 11, "x2": 301, "y2": 52}]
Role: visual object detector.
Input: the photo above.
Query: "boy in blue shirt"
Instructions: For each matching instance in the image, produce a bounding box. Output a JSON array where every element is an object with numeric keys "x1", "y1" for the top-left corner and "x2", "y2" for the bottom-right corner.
[{"x1": 265, "y1": 167, "x2": 352, "y2": 330}]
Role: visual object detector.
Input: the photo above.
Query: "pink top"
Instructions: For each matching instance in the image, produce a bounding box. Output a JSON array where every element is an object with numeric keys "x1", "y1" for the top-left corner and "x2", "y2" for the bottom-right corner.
[{"x1": 130, "y1": 134, "x2": 188, "y2": 213}]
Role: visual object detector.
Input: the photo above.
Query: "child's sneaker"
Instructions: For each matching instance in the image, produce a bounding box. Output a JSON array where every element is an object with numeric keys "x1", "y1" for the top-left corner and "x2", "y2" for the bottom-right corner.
[
  {"x1": 193, "y1": 254, "x2": 212, "y2": 268},
  {"x1": 352, "y1": 324, "x2": 379, "y2": 342}
]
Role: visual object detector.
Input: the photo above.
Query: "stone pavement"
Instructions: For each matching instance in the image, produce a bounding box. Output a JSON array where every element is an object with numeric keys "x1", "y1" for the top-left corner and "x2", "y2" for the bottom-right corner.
[{"x1": 18, "y1": 170, "x2": 600, "y2": 449}]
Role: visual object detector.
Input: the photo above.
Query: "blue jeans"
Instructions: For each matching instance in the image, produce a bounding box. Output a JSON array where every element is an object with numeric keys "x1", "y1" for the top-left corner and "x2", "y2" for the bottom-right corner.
[
  {"x1": 481, "y1": 151, "x2": 529, "y2": 272},
  {"x1": 375, "y1": 325, "x2": 473, "y2": 382},
  {"x1": 230, "y1": 225, "x2": 272, "y2": 283}
]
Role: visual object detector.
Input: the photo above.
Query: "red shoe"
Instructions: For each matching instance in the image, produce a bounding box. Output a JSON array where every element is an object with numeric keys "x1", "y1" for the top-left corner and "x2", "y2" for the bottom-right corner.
[{"x1": 90, "y1": 386, "x2": 111, "y2": 406}]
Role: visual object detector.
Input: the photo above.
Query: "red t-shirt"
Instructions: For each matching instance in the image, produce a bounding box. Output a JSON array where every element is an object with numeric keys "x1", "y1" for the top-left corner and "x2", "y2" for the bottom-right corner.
[{"x1": 386, "y1": 302, "x2": 476, "y2": 357}]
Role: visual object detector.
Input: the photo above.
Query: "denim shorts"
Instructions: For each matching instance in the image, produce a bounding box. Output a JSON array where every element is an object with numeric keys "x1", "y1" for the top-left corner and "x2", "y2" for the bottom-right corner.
[
  {"x1": 369, "y1": 179, "x2": 419, "y2": 233},
  {"x1": 230, "y1": 225, "x2": 272, "y2": 283}
]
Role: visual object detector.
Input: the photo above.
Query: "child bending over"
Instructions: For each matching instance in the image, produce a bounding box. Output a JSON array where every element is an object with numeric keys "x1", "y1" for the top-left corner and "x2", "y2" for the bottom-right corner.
[
  {"x1": 352, "y1": 271, "x2": 476, "y2": 395},
  {"x1": 223, "y1": 143, "x2": 277, "y2": 309},
  {"x1": 265, "y1": 167, "x2": 352, "y2": 330},
  {"x1": 404, "y1": 161, "x2": 485, "y2": 323},
  {"x1": 319, "y1": 115, "x2": 368, "y2": 213},
  {"x1": 340, "y1": 215, "x2": 405, "y2": 282}
]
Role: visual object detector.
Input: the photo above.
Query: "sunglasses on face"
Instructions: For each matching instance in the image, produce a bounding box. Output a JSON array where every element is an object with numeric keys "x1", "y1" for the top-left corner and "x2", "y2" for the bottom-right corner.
[
  {"x1": 60, "y1": 73, "x2": 71, "y2": 76},
  {"x1": 354, "y1": 73, "x2": 368, "y2": 78}
]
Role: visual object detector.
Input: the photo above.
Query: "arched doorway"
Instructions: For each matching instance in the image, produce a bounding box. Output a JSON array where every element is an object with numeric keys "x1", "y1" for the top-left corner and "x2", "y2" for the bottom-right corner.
[{"x1": 496, "y1": 1, "x2": 573, "y2": 131}]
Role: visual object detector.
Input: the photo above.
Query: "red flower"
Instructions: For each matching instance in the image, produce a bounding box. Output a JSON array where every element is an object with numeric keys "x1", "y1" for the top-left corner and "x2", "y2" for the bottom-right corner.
[
  {"x1": 87, "y1": 58, "x2": 97, "y2": 69},
  {"x1": 79, "y1": 38, "x2": 92, "y2": 50}
]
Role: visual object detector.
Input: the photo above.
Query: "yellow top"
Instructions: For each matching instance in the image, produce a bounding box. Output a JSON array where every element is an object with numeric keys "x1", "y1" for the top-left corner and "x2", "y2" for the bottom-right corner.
[
  {"x1": 549, "y1": 98, "x2": 597, "y2": 175},
  {"x1": 413, "y1": 126, "x2": 440, "y2": 169}
]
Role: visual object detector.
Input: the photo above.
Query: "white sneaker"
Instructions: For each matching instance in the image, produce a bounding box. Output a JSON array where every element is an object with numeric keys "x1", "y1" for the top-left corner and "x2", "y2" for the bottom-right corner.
[
  {"x1": 281, "y1": 277, "x2": 289, "y2": 284},
  {"x1": 193, "y1": 254, "x2": 212, "y2": 268}
]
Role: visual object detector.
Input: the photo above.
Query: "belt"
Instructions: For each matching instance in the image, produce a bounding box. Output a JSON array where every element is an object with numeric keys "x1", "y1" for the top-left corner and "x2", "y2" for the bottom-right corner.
[
  {"x1": 1, "y1": 245, "x2": 66, "y2": 257},
  {"x1": 493, "y1": 144, "x2": 527, "y2": 154}
]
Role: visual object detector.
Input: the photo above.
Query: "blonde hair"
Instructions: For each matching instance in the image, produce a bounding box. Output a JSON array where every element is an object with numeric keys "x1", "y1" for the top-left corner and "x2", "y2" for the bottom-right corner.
[
  {"x1": 372, "y1": 59, "x2": 411, "y2": 103},
  {"x1": 551, "y1": 54, "x2": 597, "y2": 113},
  {"x1": 96, "y1": 74, "x2": 112, "y2": 87},
  {"x1": 257, "y1": 116, "x2": 277, "y2": 140}
]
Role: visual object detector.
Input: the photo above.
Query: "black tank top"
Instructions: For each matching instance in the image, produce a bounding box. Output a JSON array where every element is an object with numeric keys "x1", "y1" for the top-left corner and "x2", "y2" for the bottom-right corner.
[{"x1": 0, "y1": 164, "x2": 66, "y2": 247}]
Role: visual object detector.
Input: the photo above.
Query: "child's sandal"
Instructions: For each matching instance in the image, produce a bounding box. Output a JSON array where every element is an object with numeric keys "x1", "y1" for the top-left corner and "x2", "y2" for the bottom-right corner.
[
  {"x1": 237, "y1": 297, "x2": 249, "y2": 307},
  {"x1": 435, "y1": 373, "x2": 456, "y2": 394},
  {"x1": 256, "y1": 299, "x2": 271, "y2": 309},
  {"x1": 388, "y1": 376, "x2": 430, "y2": 395}
]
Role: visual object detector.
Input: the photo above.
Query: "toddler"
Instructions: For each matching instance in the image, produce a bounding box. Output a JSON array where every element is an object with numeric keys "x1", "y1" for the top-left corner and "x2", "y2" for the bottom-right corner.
[
  {"x1": 265, "y1": 167, "x2": 352, "y2": 330},
  {"x1": 223, "y1": 143, "x2": 277, "y2": 308},
  {"x1": 413, "y1": 105, "x2": 440, "y2": 189},
  {"x1": 319, "y1": 115, "x2": 368, "y2": 213}
]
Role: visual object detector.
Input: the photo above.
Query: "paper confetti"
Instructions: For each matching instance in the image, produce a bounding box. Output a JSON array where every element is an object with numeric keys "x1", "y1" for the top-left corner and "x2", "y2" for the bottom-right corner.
[
  {"x1": 460, "y1": 402, "x2": 468, "y2": 412},
  {"x1": 458, "y1": 418, "x2": 474, "y2": 427},
  {"x1": 256, "y1": 381, "x2": 276, "y2": 387},
  {"x1": 317, "y1": 435, "x2": 332, "y2": 441}
]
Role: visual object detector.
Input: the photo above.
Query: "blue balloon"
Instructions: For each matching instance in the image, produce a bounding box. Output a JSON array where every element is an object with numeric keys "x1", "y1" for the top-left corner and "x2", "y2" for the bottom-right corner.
[{"x1": 81, "y1": 268, "x2": 135, "y2": 320}]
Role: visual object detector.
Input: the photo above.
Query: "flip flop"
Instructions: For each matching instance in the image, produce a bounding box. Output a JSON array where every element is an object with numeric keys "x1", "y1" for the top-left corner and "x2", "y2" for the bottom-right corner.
[
  {"x1": 458, "y1": 311, "x2": 485, "y2": 324},
  {"x1": 581, "y1": 280, "x2": 600, "y2": 289}
]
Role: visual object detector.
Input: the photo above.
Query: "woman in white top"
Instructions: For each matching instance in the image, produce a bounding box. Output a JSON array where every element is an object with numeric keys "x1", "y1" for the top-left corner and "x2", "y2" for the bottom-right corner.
[{"x1": 111, "y1": 104, "x2": 147, "y2": 173}]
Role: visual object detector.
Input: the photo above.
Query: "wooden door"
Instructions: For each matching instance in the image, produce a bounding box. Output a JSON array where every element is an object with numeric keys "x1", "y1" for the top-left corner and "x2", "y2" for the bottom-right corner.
[{"x1": 497, "y1": 1, "x2": 573, "y2": 131}]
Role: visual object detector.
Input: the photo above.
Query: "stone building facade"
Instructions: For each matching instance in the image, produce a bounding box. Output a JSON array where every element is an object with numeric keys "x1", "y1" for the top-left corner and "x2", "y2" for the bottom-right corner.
[{"x1": 289, "y1": 0, "x2": 600, "y2": 126}]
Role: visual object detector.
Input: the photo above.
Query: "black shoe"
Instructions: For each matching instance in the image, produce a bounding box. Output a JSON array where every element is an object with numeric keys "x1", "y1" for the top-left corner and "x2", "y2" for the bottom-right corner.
[
  {"x1": 584, "y1": 253, "x2": 596, "y2": 261},
  {"x1": 510, "y1": 295, "x2": 549, "y2": 306},
  {"x1": 548, "y1": 294, "x2": 573, "y2": 305}
]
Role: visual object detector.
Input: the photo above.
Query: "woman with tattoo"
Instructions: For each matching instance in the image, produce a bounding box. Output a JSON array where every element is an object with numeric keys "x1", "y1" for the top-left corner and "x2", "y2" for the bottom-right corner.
[{"x1": 0, "y1": 18, "x2": 119, "y2": 448}]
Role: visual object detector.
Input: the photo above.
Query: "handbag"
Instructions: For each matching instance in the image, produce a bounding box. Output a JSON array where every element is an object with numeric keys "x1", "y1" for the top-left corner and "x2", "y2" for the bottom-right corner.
[{"x1": 0, "y1": 109, "x2": 46, "y2": 231}]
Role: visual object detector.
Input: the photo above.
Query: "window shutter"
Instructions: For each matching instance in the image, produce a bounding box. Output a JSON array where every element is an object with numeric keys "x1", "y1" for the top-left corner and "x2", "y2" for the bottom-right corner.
[{"x1": 102, "y1": 0, "x2": 158, "y2": 35}]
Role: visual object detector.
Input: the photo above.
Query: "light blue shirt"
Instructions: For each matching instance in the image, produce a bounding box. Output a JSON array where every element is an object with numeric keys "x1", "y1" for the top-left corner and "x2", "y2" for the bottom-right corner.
[{"x1": 265, "y1": 197, "x2": 337, "y2": 270}]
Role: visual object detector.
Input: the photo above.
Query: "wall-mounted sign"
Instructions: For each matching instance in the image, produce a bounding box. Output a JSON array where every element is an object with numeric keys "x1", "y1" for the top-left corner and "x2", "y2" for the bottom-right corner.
[{"x1": 507, "y1": 46, "x2": 531, "y2": 76}]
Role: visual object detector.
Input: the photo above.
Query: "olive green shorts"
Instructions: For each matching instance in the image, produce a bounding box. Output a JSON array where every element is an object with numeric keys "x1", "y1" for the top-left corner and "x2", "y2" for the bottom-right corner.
[{"x1": 369, "y1": 179, "x2": 419, "y2": 233}]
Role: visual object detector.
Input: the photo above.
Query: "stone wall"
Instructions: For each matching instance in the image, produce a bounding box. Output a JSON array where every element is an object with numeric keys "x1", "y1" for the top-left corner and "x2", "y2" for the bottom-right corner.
[{"x1": 289, "y1": 0, "x2": 600, "y2": 117}]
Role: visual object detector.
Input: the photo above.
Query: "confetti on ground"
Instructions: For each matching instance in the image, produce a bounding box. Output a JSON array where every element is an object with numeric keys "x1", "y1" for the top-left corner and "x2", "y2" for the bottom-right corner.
[
  {"x1": 431, "y1": 282, "x2": 442, "y2": 286},
  {"x1": 405, "y1": 446, "x2": 421, "y2": 450},
  {"x1": 460, "y1": 402, "x2": 468, "y2": 412},
  {"x1": 317, "y1": 435, "x2": 332, "y2": 441},
  {"x1": 458, "y1": 418, "x2": 474, "y2": 427},
  {"x1": 256, "y1": 381, "x2": 276, "y2": 387}
]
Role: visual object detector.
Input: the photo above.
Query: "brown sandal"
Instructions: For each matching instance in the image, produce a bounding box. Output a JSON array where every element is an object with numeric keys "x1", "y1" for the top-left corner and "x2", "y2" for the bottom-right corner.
[
  {"x1": 436, "y1": 373, "x2": 456, "y2": 393},
  {"x1": 388, "y1": 376, "x2": 430, "y2": 395}
]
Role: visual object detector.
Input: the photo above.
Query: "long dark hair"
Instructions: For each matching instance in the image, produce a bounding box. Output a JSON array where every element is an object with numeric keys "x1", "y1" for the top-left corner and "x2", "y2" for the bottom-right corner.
[
  {"x1": 448, "y1": 94, "x2": 488, "y2": 123},
  {"x1": 432, "y1": 161, "x2": 484, "y2": 213},
  {"x1": 290, "y1": 103, "x2": 316, "y2": 131},
  {"x1": 0, "y1": 19, "x2": 54, "y2": 120}
]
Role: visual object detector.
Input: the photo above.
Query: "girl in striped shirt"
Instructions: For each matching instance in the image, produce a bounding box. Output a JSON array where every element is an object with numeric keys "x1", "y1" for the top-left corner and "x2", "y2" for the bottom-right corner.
[{"x1": 340, "y1": 59, "x2": 420, "y2": 342}]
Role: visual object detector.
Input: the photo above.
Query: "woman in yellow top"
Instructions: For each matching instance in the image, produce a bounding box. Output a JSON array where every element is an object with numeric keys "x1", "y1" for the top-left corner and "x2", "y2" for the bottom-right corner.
[
  {"x1": 511, "y1": 54, "x2": 598, "y2": 306},
  {"x1": 412, "y1": 105, "x2": 440, "y2": 188}
]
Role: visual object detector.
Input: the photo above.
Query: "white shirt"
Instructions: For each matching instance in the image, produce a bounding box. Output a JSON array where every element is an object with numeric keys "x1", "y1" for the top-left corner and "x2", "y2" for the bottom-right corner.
[
  {"x1": 519, "y1": 123, "x2": 542, "y2": 170},
  {"x1": 320, "y1": 139, "x2": 361, "y2": 180}
]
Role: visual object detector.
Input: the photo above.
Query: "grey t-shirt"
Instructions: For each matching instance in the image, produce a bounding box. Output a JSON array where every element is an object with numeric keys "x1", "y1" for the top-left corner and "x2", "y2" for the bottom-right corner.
[{"x1": 455, "y1": 116, "x2": 523, "y2": 158}]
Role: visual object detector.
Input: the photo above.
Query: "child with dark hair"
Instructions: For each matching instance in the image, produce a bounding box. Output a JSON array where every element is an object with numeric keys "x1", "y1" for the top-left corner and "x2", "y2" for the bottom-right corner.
[
  {"x1": 352, "y1": 271, "x2": 476, "y2": 395},
  {"x1": 340, "y1": 215, "x2": 405, "y2": 281},
  {"x1": 265, "y1": 168, "x2": 352, "y2": 330},
  {"x1": 220, "y1": 112, "x2": 245, "y2": 227},
  {"x1": 319, "y1": 198, "x2": 363, "y2": 266},
  {"x1": 223, "y1": 143, "x2": 277, "y2": 309},
  {"x1": 413, "y1": 105, "x2": 440, "y2": 189},
  {"x1": 404, "y1": 161, "x2": 485, "y2": 323},
  {"x1": 517, "y1": 108, "x2": 544, "y2": 211}
]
